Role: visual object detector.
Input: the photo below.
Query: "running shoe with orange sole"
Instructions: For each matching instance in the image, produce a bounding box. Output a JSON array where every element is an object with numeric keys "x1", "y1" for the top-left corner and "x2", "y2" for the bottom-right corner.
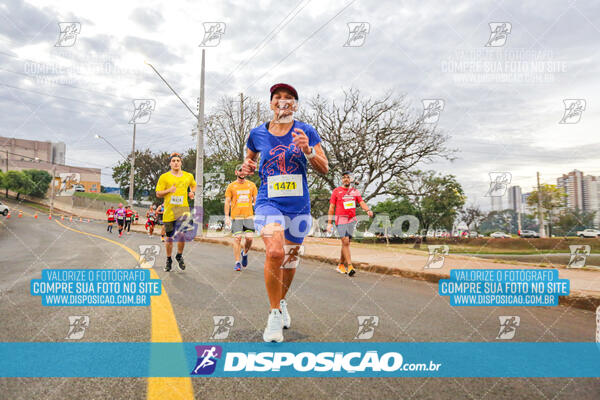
[
  {"x1": 347, "y1": 265, "x2": 356, "y2": 277},
  {"x1": 337, "y1": 264, "x2": 347, "y2": 274}
]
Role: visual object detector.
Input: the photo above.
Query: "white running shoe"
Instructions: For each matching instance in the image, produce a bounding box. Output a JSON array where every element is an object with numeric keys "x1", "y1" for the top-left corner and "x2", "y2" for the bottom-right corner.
[
  {"x1": 280, "y1": 299, "x2": 291, "y2": 329},
  {"x1": 263, "y1": 309, "x2": 284, "y2": 342}
]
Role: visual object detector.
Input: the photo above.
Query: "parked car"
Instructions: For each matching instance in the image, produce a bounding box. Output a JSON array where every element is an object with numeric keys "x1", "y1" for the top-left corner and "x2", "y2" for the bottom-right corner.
[
  {"x1": 0, "y1": 201, "x2": 8, "y2": 216},
  {"x1": 576, "y1": 228, "x2": 600, "y2": 238},
  {"x1": 519, "y1": 230, "x2": 540, "y2": 238},
  {"x1": 73, "y1": 184, "x2": 85, "y2": 192},
  {"x1": 490, "y1": 231, "x2": 511, "y2": 238}
]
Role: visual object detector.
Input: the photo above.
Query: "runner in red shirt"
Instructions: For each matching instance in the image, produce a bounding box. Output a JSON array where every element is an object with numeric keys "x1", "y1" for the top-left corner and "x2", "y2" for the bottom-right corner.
[
  {"x1": 106, "y1": 206, "x2": 116, "y2": 234},
  {"x1": 125, "y1": 205, "x2": 134, "y2": 235},
  {"x1": 327, "y1": 171, "x2": 373, "y2": 276}
]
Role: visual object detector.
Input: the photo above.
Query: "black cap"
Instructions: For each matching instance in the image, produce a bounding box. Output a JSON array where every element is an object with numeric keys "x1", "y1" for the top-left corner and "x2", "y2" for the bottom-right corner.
[
  {"x1": 270, "y1": 83, "x2": 298, "y2": 100},
  {"x1": 342, "y1": 171, "x2": 353, "y2": 176}
]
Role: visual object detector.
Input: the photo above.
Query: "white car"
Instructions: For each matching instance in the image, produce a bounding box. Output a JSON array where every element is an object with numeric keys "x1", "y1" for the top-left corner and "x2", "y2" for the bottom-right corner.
[
  {"x1": 490, "y1": 231, "x2": 511, "y2": 238},
  {"x1": 576, "y1": 229, "x2": 600, "y2": 238},
  {"x1": 0, "y1": 201, "x2": 8, "y2": 216}
]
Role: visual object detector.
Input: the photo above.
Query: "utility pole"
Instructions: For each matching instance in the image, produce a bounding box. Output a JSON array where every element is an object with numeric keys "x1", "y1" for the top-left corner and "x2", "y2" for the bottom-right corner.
[
  {"x1": 240, "y1": 92, "x2": 244, "y2": 139},
  {"x1": 537, "y1": 172, "x2": 545, "y2": 238},
  {"x1": 129, "y1": 123, "x2": 136, "y2": 206},
  {"x1": 194, "y1": 49, "x2": 205, "y2": 230},
  {"x1": 5, "y1": 149, "x2": 8, "y2": 197}
]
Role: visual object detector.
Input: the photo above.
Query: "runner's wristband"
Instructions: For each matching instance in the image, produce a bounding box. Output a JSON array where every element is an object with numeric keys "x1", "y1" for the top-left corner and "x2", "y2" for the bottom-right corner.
[{"x1": 304, "y1": 146, "x2": 316, "y2": 159}]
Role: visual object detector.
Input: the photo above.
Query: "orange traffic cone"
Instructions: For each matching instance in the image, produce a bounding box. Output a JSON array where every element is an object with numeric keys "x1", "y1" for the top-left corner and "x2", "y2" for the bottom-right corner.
[
  {"x1": 34, "y1": 213, "x2": 38, "y2": 219},
  {"x1": 61, "y1": 215, "x2": 64, "y2": 221},
  {"x1": 86, "y1": 218, "x2": 90, "y2": 223},
  {"x1": 69, "y1": 216, "x2": 73, "y2": 222},
  {"x1": 48, "y1": 214, "x2": 52, "y2": 220},
  {"x1": 18, "y1": 211, "x2": 23, "y2": 218},
  {"x1": 6, "y1": 212, "x2": 10, "y2": 219},
  {"x1": 79, "y1": 217, "x2": 82, "y2": 222}
]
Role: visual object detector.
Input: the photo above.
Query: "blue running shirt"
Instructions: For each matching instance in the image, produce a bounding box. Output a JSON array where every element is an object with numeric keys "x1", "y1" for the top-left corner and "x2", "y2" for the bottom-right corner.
[{"x1": 246, "y1": 120, "x2": 321, "y2": 215}]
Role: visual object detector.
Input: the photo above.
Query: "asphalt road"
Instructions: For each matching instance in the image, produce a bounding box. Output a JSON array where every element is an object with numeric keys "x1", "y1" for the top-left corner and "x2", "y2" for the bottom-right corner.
[{"x1": 0, "y1": 203, "x2": 598, "y2": 400}]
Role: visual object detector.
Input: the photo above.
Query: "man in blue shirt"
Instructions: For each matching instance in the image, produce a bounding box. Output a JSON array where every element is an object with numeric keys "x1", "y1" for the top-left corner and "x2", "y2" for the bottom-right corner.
[{"x1": 242, "y1": 83, "x2": 329, "y2": 342}]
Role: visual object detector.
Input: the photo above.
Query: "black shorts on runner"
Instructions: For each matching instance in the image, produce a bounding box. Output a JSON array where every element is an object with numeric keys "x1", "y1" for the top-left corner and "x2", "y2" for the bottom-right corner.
[
  {"x1": 156, "y1": 217, "x2": 163, "y2": 225},
  {"x1": 231, "y1": 218, "x2": 255, "y2": 235},
  {"x1": 336, "y1": 221, "x2": 357, "y2": 238},
  {"x1": 117, "y1": 218, "x2": 125, "y2": 227}
]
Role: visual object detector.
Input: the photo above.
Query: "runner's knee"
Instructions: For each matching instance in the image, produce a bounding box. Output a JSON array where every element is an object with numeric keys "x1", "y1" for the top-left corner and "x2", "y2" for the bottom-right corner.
[{"x1": 266, "y1": 245, "x2": 285, "y2": 263}]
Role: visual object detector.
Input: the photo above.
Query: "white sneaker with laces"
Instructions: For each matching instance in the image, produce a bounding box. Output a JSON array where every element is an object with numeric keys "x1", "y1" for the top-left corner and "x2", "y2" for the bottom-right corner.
[
  {"x1": 263, "y1": 309, "x2": 284, "y2": 342},
  {"x1": 280, "y1": 299, "x2": 291, "y2": 329}
]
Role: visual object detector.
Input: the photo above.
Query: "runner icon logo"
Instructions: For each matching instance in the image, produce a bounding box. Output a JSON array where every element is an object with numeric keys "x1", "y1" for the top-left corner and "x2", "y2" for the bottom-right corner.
[
  {"x1": 485, "y1": 22, "x2": 511, "y2": 47},
  {"x1": 55, "y1": 22, "x2": 81, "y2": 47},
  {"x1": 424, "y1": 245, "x2": 449, "y2": 269},
  {"x1": 210, "y1": 316, "x2": 235, "y2": 340},
  {"x1": 191, "y1": 345, "x2": 223, "y2": 375},
  {"x1": 354, "y1": 316, "x2": 379, "y2": 340},
  {"x1": 344, "y1": 22, "x2": 370, "y2": 47},
  {"x1": 138, "y1": 245, "x2": 160, "y2": 268},
  {"x1": 486, "y1": 172, "x2": 512, "y2": 197},
  {"x1": 129, "y1": 99, "x2": 156, "y2": 124},
  {"x1": 496, "y1": 316, "x2": 520, "y2": 340},
  {"x1": 559, "y1": 99, "x2": 586, "y2": 124},
  {"x1": 567, "y1": 245, "x2": 590, "y2": 269},
  {"x1": 421, "y1": 99, "x2": 445, "y2": 124},
  {"x1": 65, "y1": 316, "x2": 89, "y2": 340},
  {"x1": 199, "y1": 22, "x2": 226, "y2": 47}
]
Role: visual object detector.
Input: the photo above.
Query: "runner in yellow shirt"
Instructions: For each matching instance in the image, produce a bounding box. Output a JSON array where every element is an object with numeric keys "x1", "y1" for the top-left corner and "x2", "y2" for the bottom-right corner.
[
  {"x1": 155, "y1": 152, "x2": 197, "y2": 272},
  {"x1": 225, "y1": 164, "x2": 258, "y2": 271}
]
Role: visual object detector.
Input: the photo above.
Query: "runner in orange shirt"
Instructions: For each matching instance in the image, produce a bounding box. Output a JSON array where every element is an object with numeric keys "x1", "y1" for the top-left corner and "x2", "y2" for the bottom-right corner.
[{"x1": 225, "y1": 164, "x2": 258, "y2": 271}]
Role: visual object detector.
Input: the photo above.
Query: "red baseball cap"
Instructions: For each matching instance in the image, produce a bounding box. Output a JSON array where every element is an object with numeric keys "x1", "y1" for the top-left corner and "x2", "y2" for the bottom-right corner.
[{"x1": 270, "y1": 83, "x2": 298, "y2": 100}]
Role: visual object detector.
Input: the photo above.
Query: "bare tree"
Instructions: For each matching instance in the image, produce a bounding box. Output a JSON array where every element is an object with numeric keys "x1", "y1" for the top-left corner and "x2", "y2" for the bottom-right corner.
[
  {"x1": 459, "y1": 203, "x2": 485, "y2": 231},
  {"x1": 204, "y1": 94, "x2": 271, "y2": 162},
  {"x1": 300, "y1": 89, "x2": 453, "y2": 203}
]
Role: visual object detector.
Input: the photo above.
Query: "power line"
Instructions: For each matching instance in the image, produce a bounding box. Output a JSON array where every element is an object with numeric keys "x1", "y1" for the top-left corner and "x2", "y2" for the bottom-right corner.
[
  {"x1": 221, "y1": 0, "x2": 312, "y2": 83},
  {"x1": 246, "y1": 0, "x2": 357, "y2": 91}
]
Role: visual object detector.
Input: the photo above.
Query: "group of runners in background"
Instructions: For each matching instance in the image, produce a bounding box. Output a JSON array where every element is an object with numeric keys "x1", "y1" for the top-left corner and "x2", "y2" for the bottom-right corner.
[{"x1": 102, "y1": 82, "x2": 373, "y2": 342}]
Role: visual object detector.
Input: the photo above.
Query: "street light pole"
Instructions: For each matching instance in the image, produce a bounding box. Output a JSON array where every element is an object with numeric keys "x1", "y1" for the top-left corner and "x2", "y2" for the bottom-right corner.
[
  {"x1": 195, "y1": 50, "x2": 205, "y2": 229},
  {"x1": 49, "y1": 164, "x2": 56, "y2": 215},
  {"x1": 94, "y1": 134, "x2": 127, "y2": 160},
  {"x1": 129, "y1": 123, "x2": 136, "y2": 205},
  {"x1": 145, "y1": 56, "x2": 205, "y2": 229}
]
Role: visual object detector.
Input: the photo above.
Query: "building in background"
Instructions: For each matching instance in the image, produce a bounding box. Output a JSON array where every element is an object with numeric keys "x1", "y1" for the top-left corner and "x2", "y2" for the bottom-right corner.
[
  {"x1": 507, "y1": 185, "x2": 522, "y2": 213},
  {"x1": 0, "y1": 136, "x2": 100, "y2": 193},
  {"x1": 555, "y1": 169, "x2": 600, "y2": 228},
  {"x1": 557, "y1": 170, "x2": 584, "y2": 210},
  {"x1": 582, "y1": 175, "x2": 600, "y2": 227}
]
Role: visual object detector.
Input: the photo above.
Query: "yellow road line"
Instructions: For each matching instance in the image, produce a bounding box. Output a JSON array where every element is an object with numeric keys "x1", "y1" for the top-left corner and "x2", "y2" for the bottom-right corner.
[{"x1": 54, "y1": 220, "x2": 194, "y2": 400}]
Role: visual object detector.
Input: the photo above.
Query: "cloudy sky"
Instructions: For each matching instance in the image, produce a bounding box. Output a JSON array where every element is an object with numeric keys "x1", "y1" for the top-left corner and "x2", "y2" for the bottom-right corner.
[{"x1": 1, "y1": 0, "x2": 599, "y2": 208}]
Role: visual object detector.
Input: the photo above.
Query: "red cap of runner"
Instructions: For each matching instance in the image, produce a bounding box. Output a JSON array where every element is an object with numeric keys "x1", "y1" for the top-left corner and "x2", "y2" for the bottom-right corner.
[{"x1": 270, "y1": 83, "x2": 298, "y2": 100}]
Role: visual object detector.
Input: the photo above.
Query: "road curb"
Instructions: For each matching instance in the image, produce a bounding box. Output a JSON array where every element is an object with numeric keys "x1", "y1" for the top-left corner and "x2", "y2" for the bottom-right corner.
[{"x1": 192, "y1": 236, "x2": 600, "y2": 312}]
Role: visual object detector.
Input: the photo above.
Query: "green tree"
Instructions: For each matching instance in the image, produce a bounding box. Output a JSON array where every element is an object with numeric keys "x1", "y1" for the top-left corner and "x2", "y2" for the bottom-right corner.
[
  {"x1": 22, "y1": 169, "x2": 52, "y2": 198},
  {"x1": 526, "y1": 184, "x2": 566, "y2": 236},
  {"x1": 0, "y1": 171, "x2": 6, "y2": 197},
  {"x1": 392, "y1": 170, "x2": 465, "y2": 232},
  {"x1": 554, "y1": 209, "x2": 596, "y2": 236},
  {"x1": 5, "y1": 170, "x2": 34, "y2": 200}
]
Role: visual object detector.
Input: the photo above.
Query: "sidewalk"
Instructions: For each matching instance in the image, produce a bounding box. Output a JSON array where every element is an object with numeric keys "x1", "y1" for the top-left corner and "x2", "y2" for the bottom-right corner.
[{"x1": 11, "y1": 199, "x2": 599, "y2": 311}]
